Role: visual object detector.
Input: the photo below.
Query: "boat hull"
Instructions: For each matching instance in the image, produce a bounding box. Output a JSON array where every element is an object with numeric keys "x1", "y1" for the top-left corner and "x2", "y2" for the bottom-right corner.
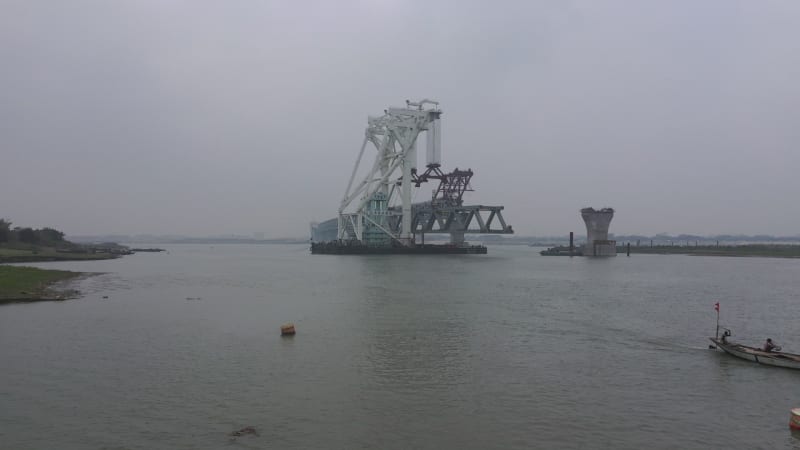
[{"x1": 709, "y1": 338, "x2": 800, "y2": 369}]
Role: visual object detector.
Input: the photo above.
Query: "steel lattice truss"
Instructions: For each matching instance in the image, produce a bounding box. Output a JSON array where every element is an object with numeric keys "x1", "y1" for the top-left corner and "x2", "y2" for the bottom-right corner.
[
  {"x1": 388, "y1": 204, "x2": 512, "y2": 235},
  {"x1": 413, "y1": 165, "x2": 474, "y2": 207}
]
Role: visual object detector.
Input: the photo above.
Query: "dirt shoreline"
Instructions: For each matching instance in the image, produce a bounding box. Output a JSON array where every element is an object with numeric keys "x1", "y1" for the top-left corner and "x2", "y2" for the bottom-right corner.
[
  {"x1": 0, "y1": 295, "x2": 79, "y2": 305},
  {"x1": 0, "y1": 266, "x2": 93, "y2": 305}
]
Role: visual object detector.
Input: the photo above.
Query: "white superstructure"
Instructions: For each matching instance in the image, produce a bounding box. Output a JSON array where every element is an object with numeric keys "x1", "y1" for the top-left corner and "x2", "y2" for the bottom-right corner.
[{"x1": 338, "y1": 99, "x2": 442, "y2": 246}]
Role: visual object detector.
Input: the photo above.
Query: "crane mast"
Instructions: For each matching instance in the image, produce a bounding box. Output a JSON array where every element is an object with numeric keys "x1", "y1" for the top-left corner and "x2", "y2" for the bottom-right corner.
[{"x1": 339, "y1": 99, "x2": 442, "y2": 246}]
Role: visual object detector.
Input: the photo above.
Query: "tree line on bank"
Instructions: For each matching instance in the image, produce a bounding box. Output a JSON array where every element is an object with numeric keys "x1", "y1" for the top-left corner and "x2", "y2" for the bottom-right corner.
[{"x1": 0, "y1": 219, "x2": 66, "y2": 245}]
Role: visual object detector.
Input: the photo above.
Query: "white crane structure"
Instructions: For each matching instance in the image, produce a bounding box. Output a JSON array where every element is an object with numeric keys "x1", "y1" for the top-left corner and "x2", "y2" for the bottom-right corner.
[
  {"x1": 331, "y1": 99, "x2": 512, "y2": 250},
  {"x1": 338, "y1": 99, "x2": 442, "y2": 245}
]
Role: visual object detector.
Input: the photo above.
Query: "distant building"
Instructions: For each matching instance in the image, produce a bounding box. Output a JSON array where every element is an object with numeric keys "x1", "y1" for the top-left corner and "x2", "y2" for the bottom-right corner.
[
  {"x1": 581, "y1": 207, "x2": 616, "y2": 256},
  {"x1": 311, "y1": 218, "x2": 338, "y2": 242}
]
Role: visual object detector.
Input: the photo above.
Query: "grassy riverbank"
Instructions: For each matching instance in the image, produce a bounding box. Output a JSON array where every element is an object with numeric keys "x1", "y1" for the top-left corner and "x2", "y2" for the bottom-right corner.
[
  {"x1": 0, "y1": 265, "x2": 85, "y2": 304},
  {"x1": 0, "y1": 243, "x2": 128, "y2": 263}
]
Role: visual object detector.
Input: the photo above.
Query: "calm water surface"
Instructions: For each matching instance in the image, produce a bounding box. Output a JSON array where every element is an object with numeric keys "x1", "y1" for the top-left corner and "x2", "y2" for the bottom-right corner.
[{"x1": 2, "y1": 244, "x2": 800, "y2": 449}]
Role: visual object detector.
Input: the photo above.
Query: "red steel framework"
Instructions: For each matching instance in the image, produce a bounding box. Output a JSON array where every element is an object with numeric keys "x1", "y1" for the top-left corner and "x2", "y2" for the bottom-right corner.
[{"x1": 411, "y1": 164, "x2": 474, "y2": 206}]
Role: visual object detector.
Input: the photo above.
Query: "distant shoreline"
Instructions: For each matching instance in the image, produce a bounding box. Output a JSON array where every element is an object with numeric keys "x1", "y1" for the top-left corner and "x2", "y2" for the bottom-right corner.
[
  {"x1": 540, "y1": 244, "x2": 800, "y2": 258},
  {"x1": 0, "y1": 242, "x2": 132, "y2": 264},
  {"x1": 624, "y1": 244, "x2": 800, "y2": 258},
  {"x1": 0, "y1": 253, "x2": 121, "y2": 264}
]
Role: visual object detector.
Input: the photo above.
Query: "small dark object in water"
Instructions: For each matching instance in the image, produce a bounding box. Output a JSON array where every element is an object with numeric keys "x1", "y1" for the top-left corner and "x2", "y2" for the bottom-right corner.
[
  {"x1": 102, "y1": 296, "x2": 108, "y2": 299},
  {"x1": 708, "y1": 344, "x2": 716, "y2": 349},
  {"x1": 281, "y1": 323, "x2": 296, "y2": 336},
  {"x1": 229, "y1": 426, "x2": 258, "y2": 437}
]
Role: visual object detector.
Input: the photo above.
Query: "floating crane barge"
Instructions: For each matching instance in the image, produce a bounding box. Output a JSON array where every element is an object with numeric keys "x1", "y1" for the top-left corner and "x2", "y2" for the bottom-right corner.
[{"x1": 311, "y1": 100, "x2": 513, "y2": 255}]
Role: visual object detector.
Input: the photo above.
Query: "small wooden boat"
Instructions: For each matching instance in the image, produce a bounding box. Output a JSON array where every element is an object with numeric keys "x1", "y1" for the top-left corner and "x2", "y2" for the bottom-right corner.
[{"x1": 709, "y1": 336, "x2": 800, "y2": 369}]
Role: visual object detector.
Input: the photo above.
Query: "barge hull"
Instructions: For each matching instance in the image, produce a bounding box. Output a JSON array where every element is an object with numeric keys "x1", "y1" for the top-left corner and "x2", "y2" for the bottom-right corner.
[{"x1": 311, "y1": 242, "x2": 487, "y2": 255}]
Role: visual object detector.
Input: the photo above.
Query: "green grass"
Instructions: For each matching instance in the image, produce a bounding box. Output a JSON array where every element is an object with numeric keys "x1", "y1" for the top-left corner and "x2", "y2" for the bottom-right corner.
[
  {"x1": 0, "y1": 245, "x2": 119, "y2": 263},
  {"x1": 0, "y1": 265, "x2": 84, "y2": 302},
  {"x1": 0, "y1": 247, "x2": 37, "y2": 257}
]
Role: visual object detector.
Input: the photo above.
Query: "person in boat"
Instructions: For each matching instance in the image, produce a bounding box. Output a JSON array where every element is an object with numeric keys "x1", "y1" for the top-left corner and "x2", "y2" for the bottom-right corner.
[{"x1": 763, "y1": 338, "x2": 776, "y2": 352}]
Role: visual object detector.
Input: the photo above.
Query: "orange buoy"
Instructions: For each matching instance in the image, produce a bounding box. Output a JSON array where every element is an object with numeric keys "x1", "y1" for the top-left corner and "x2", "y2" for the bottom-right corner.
[
  {"x1": 790, "y1": 409, "x2": 800, "y2": 430},
  {"x1": 280, "y1": 323, "x2": 296, "y2": 336}
]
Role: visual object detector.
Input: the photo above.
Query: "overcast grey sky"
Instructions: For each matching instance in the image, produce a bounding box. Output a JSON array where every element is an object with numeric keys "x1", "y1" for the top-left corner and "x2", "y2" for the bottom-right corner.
[{"x1": 2, "y1": 0, "x2": 799, "y2": 237}]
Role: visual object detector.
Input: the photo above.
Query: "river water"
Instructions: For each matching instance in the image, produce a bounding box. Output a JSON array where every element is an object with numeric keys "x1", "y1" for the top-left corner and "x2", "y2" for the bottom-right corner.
[{"x1": 2, "y1": 244, "x2": 800, "y2": 449}]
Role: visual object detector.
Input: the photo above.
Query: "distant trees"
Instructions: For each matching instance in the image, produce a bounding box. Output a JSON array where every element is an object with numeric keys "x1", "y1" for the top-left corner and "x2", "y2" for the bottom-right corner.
[
  {"x1": 39, "y1": 228, "x2": 65, "y2": 243},
  {"x1": 0, "y1": 219, "x2": 10, "y2": 243},
  {"x1": 0, "y1": 219, "x2": 67, "y2": 246},
  {"x1": 17, "y1": 228, "x2": 38, "y2": 243}
]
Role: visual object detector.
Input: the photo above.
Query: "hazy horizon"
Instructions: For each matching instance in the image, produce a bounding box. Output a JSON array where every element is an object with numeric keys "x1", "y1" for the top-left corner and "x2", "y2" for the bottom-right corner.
[
  {"x1": 3, "y1": 1, "x2": 799, "y2": 238},
  {"x1": 63, "y1": 230, "x2": 800, "y2": 242}
]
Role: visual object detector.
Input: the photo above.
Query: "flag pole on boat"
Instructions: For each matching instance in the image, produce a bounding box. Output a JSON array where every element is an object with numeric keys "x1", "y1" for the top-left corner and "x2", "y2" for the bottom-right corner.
[{"x1": 708, "y1": 302, "x2": 721, "y2": 349}]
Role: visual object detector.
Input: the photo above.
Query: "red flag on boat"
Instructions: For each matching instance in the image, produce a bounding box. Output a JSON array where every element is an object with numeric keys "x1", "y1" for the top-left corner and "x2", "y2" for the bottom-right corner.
[{"x1": 714, "y1": 302, "x2": 719, "y2": 311}]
